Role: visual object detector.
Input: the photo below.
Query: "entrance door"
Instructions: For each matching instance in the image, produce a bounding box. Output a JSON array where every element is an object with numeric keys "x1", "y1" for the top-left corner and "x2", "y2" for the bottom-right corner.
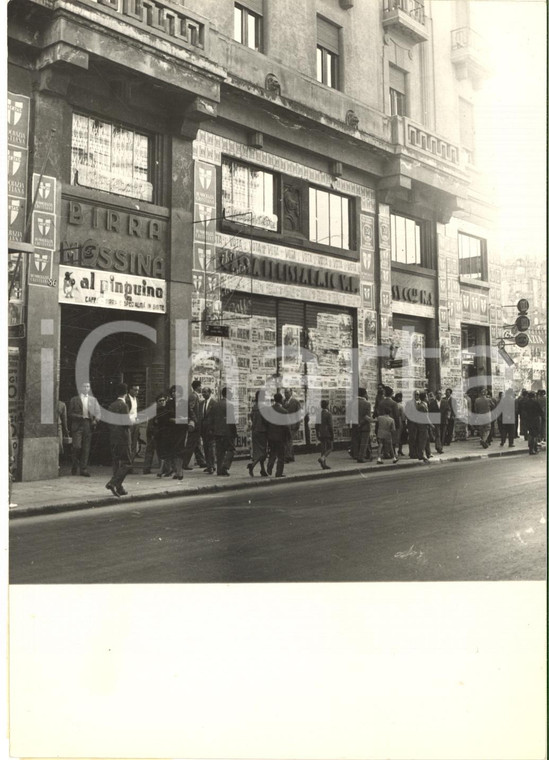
[{"x1": 60, "y1": 305, "x2": 160, "y2": 464}]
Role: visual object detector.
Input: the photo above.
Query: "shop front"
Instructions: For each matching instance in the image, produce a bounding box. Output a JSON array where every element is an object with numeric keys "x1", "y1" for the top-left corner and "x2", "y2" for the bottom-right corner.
[
  {"x1": 58, "y1": 195, "x2": 169, "y2": 465},
  {"x1": 387, "y1": 268, "x2": 437, "y2": 396},
  {"x1": 190, "y1": 239, "x2": 361, "y2": 453}
]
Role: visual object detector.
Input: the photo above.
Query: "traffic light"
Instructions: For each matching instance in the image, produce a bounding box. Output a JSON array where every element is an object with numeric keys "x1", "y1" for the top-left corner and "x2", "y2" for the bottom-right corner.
[{"x1": 515, "y1": 298, "x2": 530, "y2": 347}]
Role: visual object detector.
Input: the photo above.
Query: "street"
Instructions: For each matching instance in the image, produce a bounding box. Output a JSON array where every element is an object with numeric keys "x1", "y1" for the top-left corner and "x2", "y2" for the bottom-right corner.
[{"x1": 10, "y1": 456, "x2": 546, "y2": 583}]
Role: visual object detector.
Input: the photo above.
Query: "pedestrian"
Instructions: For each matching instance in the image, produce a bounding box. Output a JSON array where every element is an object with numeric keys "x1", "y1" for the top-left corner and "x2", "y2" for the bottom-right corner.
[
  {"x1": 522, "y1": 391, "x2": 543, "y2": 454},
  {"x1": 105, "y1": 382, "x2": 132, "y2": 497},
  {"x1": 57, "y1": 398, "x2": 69, "y2": 466},
  {"x1": 181, "y1": 379, "x2": 206, "y2": 470},
  {"x1": 164, "y1": 384, "x2": 188, "y2": 479},
  {"x1": 283, "y1": 388, "x2": 301, "y2": 462},
  {"x1": 440, "y1": 388, "x2": 456, "y2": 447},
  {"x1": 154, "y1": 391, "x2": 174, "y2": 477},
  {"x1": 415, "y1": 391, "x2": 431, "y2": 463},
  {"x1": 212, "y1": 386, "x2": 237, "y2": 476},
  {"x1": 200, "y1": 386, "x2": 217, "y2": 474},
  {"x1": 376, "y1": 412, "x2": 397, "y2": 464},
  {"x1": 247, "y1": 389, "x2": 268, "y2": 476},
  {"x1": 266, "y1": 392, "x2": 290, "y2": 477},
  {"x1": 356, "y1": 387, "x2": 373, "y2": 463},
  {"x1": 373, "y1": 383, "x2": 385, "y2": 417},
  {"x1": 536, "y1": 390, "x2": 546, "y2": 444},
  {"x1": 393, "y1": 392, "x2": 406, "y2": 456},
  {"x1": 486, "y1": 390, "x2": 497, "y2": 445},
  {"x1": 316, "y1": 400, "x2": 334, "y2": 470},
  {"x1": 516, "y1": 389, "x2": 529, "y2": 440},
  {"x1": 473, "y1": 387, "x2": 492, "y2": 448},
  {"x1": 499, "y1": 388, "x2": 516, "y2": 448},
  {"x1": 124, "y1": 383, "x2": 141, "y2": 466},
  {"x1": 68, "y1": 381, "x2": 101, "y2": 476},
  {"x1": 376, "y1": 385, "x2": 400, "y2": 458},
  {"x1": 142, "y1": 392, "x2": 166, "y2": 474},
  {"x1": 427, "y1": 391, "x2": 443, "y2": 454},
  {"x1": 404, "y1": 390, "x2": 419, "y2": 458}
]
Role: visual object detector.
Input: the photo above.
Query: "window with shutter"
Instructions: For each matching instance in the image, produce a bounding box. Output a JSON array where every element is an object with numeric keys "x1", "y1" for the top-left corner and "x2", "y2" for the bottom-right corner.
[{"x1": 316, "y1": 16, "x2": 340, "y2": 89}]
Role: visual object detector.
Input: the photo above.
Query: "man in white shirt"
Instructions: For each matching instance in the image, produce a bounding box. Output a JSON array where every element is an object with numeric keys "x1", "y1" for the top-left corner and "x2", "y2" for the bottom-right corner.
[
  {"x1": 125, "y1": 384, "x2": 140, "y2": 464},
  {"x1": 68, "y1": 381, "x2": 100, "y2": 476}
]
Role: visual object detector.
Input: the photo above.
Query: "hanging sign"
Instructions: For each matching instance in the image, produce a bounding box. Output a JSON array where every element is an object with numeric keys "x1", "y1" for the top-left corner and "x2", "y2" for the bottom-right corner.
[{"x1": 58, "y1": 265, "x2": 166, "y2": 312}]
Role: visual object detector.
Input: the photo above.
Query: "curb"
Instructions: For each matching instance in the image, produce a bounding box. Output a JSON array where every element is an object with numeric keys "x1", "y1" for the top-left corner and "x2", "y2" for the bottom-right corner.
[{"x1": 8, "y1": 447, "x2": 531, "y2": 520}]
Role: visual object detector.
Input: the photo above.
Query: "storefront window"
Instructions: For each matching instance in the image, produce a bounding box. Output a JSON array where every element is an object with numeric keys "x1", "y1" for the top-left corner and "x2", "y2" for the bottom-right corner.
[
  {"x1": 71, "y1": 114, "x2": 153, "y2": 202},
  {"x1": 390, "y1": 213, "x2": 423, "y2": 265},
  {"x1": 309, "y1": 187, "x2": 350, "y2": 249},
  {"x1": 222, "y1": 159, "x2": 278, "y2": 231},
  {"x1": 458, "y1": 233, "x2": 487, "y2": 280}
]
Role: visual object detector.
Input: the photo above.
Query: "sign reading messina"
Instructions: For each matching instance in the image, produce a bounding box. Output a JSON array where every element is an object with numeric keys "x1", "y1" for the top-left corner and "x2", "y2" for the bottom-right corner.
[{"x1": 58, "y1": 265, "x2": 166, "y2": 313}]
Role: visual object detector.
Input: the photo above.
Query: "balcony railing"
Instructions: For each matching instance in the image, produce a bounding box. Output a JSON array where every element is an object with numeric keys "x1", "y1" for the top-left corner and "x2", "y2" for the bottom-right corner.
[
  {"x1": 58, "y1": 0, "x2": 207, "y2": 51},
  {"x1": 451, "y1": 27, "x2": 487, "y2": 57},
  {"x1": 391, "y1": 116, "x2": 460, "y2": 166},
  {"x1": 382, "y1": 0, "x2": 429, "y2": 44},
  {"x1": 451, "y1": 27, "x2": 490, "y2": 87},
  {"x1": 384, "y1": 0, "x2": 425, "y2": 25}
]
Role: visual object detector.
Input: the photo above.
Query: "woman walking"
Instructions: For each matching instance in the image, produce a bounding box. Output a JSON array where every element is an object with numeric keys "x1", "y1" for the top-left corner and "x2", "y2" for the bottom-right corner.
[
  {"x1": 247, "y1": 390, "x2": 269, "y2": 476},
  {"x1": 316, "y1": 400, "x2": 334, "y2": 469}
]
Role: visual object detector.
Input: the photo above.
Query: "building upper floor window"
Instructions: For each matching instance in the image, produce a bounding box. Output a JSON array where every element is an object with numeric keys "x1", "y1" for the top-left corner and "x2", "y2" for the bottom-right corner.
[
  {"x1": 390, "y1": 212, "x2": 423, "y2": 265},
  {"x1": 459, "y1": 232, "x2": 487, "y2": 280},
  {"x1": 222, "y1": 158, "x2": 278, "y2": 231},
  {"x1": 309, "y1": 187, "x2": 350, "y2": 249},
  {"x1": 233, "y1": 1, "x2": 262, "y2": 51},
  {"x1": 389, "y1": 65, "x2": 407, "y2": 116},
  {"x1": 316, "y1": 16, "x2": 340, "y2": 89},
  {"x1": 71, "y1": 113, "x2": 152, "y2": 202}
]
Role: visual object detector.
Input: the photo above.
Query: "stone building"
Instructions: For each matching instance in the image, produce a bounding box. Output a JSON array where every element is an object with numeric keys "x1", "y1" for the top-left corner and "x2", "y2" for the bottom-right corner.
[{"x1": 8, "y1": 0, "x2": 504, "y2": 479}]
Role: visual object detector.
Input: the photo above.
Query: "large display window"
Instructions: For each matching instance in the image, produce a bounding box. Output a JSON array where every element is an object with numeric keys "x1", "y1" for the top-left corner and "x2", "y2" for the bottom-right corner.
[{"x1": 191, "y1": 294, "x2": 356, "y2": 451}]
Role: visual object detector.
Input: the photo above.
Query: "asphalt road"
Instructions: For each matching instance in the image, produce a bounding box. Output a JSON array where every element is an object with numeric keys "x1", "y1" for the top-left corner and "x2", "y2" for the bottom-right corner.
[{"x1": 10, "y1": 456, "x2": 546, "y2": 583}]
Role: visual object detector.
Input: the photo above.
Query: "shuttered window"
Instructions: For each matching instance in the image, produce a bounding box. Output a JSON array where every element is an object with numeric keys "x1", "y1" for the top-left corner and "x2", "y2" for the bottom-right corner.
[{"x1": 316, "y1": 16, "x2": 340, "y2": 89}]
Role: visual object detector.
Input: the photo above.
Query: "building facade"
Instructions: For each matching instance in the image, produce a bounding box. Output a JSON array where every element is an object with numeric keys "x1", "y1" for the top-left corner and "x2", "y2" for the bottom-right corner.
[{"x1": 8, "y1": 0, "x2": 505, "y2": 480}]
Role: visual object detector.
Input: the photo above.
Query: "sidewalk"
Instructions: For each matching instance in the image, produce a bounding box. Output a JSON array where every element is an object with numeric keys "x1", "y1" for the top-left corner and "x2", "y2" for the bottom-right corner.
[{"x1": 8, "y1": 437, "x2": 534, "y2": 519}]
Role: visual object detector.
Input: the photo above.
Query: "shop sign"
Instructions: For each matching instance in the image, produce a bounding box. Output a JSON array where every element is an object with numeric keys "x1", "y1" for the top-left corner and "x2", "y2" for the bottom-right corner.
[
  {"x1": 67, "y1": 201, "x2": 164, "y2": 239},
  {"x1": 217, "y1": 250, "x2": 359, "y2": 294},
  {"x1": 60, "y1": 239, "x2": 165, "y2": 279},
  {"x1": 58, "y1": 265, "x2": 166, "y2": 313},
  {"x1": 391, "y1": 270, "x2": 435, "y2": 307}
]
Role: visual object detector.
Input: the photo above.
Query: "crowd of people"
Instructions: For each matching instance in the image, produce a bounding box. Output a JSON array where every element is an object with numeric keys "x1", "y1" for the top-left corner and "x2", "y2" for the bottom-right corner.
[{"x1": 59, "y1": 380, "x2": 546, "y2": 497}]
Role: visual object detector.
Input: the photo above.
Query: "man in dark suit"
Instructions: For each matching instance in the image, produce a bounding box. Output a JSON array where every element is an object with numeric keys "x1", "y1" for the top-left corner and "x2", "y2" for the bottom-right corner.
[
  {"x1": 266, "y1": 393, "x2": 291, "y2": 477},
  {"x1": 356, "y1": 387, "x2": 373, "y2": 463},
  {"x1": 200, "y1": 386, "x2": 216, "y2": 474},
  {"x1": 283, "y1": 388, "x2": 301, "y2": 462},
  {"x1": 105, "y1": 382, "x2": 132, "y2": 497},
  {"x1": 68, "y1": 381, "x2": 101, "y2": 476},
  {"x1": 181, "y1": 379, "x2": 207, "y2": 469},
  {"x1": 427, "y1": 390, "x2": 443, "y2": 454},
  {"x1": 212, "y1": 386, "x2": 237, "y2": 476},
  {"x1": 440, "y1": 387, "x2": 456, "y2": 447}
]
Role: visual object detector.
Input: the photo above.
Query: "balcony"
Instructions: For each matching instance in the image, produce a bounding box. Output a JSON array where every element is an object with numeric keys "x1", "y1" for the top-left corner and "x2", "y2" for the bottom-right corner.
[
  {"x1": 451, "y1": 27, "x2": 491, "y2": 88},
  {"x1": 33, "y1": 0, "x2": 208, "y2": 53},
  {"x1": 391, "y1": 116, "x2": 460, "y2": 166},
  {"x1": 382, "y1": 0, "x2": 429, "y2": 45}
]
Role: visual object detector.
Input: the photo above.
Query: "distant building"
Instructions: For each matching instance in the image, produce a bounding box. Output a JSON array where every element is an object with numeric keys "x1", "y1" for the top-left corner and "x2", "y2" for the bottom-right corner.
[{"x1": 8, "y1": 0, "x2": 505, "y2": 480}]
